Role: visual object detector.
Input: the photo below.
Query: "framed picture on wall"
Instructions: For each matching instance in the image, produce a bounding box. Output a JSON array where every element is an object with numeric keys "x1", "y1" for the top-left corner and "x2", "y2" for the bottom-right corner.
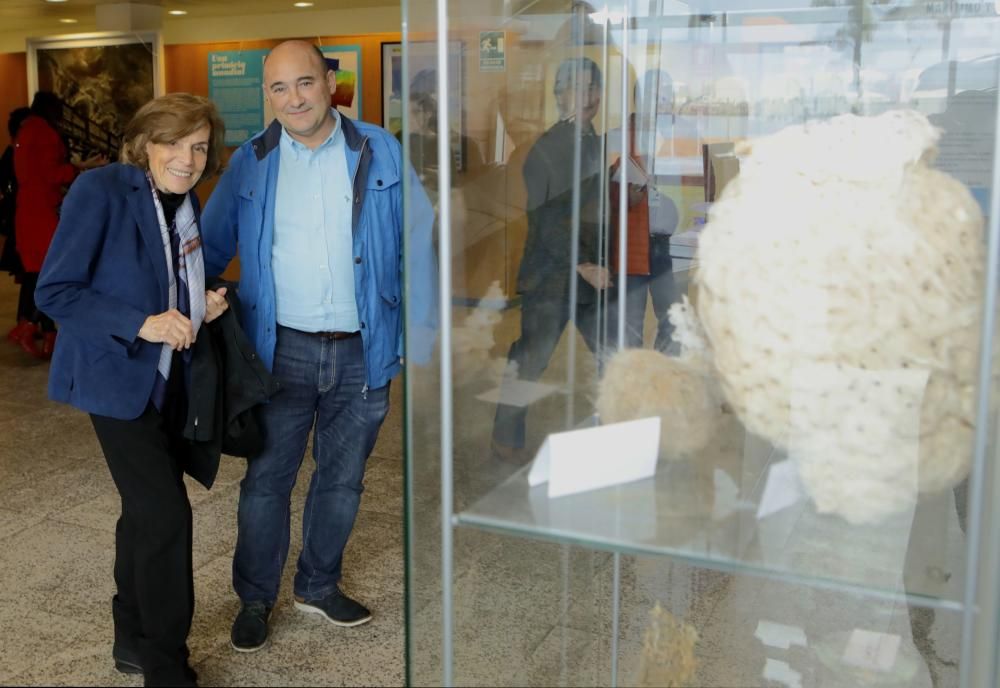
[
  {"x1": 381, "y1": 41, "x2": 403, "y2": 135},
  {"x1": 381, "y1": 40, "x2": 466, "y2": 168},
  {"x1": 27, "y1": 32, "x2": 164, "y2": 160},
  {"x1": 322, "y1": 44, "x2": 362, "y2": 121}
]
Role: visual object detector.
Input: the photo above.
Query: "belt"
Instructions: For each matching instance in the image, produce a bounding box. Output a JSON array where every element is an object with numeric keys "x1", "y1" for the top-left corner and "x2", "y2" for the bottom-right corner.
[{"x1": 303, "y1": 330, "x2": 360, "y2": 340}]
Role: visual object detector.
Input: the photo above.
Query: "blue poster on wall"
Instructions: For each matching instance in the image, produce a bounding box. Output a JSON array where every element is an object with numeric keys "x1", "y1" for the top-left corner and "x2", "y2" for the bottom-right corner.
[{"x1": 208, "y1": 49, "x2": 268, "y2": 146}]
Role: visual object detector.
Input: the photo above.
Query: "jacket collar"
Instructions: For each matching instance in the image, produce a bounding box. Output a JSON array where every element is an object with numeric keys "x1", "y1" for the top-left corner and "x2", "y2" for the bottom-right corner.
[
  {"x1": 339, "y1": 113, "x2": 365, "y2": 151},
  {"x1": 252, "y1": 109, "x2": 366, "y2": 161}
]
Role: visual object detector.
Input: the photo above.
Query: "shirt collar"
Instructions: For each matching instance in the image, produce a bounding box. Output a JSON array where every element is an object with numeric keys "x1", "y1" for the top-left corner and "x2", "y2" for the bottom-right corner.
[
  {"x1": 279, "y1": 108, "x2": 342, "y2": 159},
  {"x1": 558, "y1": 113, "x2": 596, "y2": 136}
]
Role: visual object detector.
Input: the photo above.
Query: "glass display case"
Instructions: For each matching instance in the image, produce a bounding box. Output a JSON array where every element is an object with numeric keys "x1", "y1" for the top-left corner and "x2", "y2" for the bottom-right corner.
[{"x1": 401, "y1": 1, "x2": 1000, "y2": 686}]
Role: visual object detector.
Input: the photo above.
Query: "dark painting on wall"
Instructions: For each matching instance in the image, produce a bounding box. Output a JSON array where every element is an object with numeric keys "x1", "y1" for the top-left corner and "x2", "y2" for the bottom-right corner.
[{"x1": 28, "y1": 33, "x2": 162, "y2": 159}]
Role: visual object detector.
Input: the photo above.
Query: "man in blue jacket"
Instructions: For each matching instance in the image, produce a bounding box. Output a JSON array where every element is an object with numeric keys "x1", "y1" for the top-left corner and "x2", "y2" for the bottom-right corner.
[{"x1": 201, "y1": 39, "x2": 435, "y2": 652}]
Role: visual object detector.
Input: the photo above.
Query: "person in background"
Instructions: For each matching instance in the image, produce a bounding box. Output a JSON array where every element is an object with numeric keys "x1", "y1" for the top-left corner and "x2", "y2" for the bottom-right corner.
[
  {"x1": 491, "y1": 57, "x2": 610, "y2": 464},
  {"x1": 607, "y1": 70, "x2": 682, "y2": 352},
  {"x1": 12, "y1": 91, "x2": 105, "y2": 359},
  {"x1": 0, "y1": 107, "x2": 31, "y2": 334},
  {"x1": 35, "y1": 93, "x2": 229, "y2": 687},
  {"x1": 201, "y1": 39, "x2": 436, "y2": 654},
  {"x1": 403, "y1": 68, "x2": 484, "y2": 201},
  {"x1": 403, "y1": 68, "x2": 484, "y2": 292}
]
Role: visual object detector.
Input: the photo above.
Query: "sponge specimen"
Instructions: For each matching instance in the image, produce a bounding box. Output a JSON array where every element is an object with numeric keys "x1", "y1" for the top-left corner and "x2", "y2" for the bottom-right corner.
[{"x1": 694, "y1": 110, "x2": 987, "y2": 523}]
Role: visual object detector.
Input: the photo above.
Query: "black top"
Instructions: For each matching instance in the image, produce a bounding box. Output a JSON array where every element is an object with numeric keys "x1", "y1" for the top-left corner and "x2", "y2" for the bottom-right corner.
[
  {"x1": 516, "y1": 118, "x2": 604, "y2": 301},
  {"x1": 156, "y1": 189, "x2": 185, "y2": 227}
]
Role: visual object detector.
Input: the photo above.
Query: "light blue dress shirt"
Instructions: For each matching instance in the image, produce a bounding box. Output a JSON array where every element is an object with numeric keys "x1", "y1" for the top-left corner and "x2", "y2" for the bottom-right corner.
[{"x1": 272, "y1": 111, "x2": 360, "y2": 333}]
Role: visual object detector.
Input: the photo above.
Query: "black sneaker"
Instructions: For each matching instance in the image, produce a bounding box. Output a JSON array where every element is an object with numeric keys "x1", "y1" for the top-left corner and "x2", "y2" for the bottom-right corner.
[
  {"x1": 230, "y1": 601, "x2": 272, "y2": 653},
  {"x1": 294, "y1": 588, "x2": 372, "y2": 627}
]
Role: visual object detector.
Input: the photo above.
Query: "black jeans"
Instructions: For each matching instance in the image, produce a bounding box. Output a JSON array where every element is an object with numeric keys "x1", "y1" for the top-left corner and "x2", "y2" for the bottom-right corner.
[
  {"x1": 492, "y1": 291, "x2": 601, "y2": 449},
  {"x1": 91, "y1": 396, "x2": 194, "y2": 686}
]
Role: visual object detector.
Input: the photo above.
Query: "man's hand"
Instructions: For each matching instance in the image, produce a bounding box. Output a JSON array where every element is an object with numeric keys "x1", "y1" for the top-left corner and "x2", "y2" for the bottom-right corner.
[
  {"x1": 138, "y1": 309, "x2": 195, "y2": 350},
  {"x1": 577, "y1": 263, "x2": 612, "y2": 290},
  {"x1": 204, "y1": 287, "x2": 229, "y2": 324}
]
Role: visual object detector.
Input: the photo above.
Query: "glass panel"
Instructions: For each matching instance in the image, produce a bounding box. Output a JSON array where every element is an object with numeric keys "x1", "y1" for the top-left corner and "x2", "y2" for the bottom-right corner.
[{"x1": 403, "y1": 1, "x2": 1000, "y2": 686}]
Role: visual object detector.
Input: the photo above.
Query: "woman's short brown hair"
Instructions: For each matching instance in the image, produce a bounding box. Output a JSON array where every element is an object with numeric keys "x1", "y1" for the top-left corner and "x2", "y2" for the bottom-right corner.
[{"x1": 119, "y1": 93, "x2": 226, "y2": 181}]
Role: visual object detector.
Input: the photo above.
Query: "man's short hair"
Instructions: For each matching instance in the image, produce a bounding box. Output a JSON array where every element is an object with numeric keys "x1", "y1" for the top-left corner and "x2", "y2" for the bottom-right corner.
[
  {"x1": 262, "y1": 40, "x2": 330, "y2": 74},
  {"x1": 553, "y1": 57, "x2": 602, "y2": 96}
]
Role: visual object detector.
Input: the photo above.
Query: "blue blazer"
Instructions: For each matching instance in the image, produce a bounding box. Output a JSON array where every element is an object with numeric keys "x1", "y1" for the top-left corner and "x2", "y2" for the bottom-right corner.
[{"x1": 35, "y1": 163, "x2": 201, "y2": 420}]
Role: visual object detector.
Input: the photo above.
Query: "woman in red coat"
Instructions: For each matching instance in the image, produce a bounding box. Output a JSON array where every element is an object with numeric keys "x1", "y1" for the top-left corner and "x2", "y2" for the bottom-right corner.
[{"x1": 11, "y1": 91, "x2": 103, "y2": 358}]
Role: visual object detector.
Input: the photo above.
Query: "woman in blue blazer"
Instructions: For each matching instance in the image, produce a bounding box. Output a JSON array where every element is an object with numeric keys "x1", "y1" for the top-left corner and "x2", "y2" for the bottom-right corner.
[{"x1": 35, "y1": 94, "x2": 229, "y2": 687}]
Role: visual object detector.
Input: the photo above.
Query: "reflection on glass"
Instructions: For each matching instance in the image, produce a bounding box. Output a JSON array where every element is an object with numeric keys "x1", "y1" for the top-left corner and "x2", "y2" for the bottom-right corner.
[
  {"x1": 403, "y1": 2, "x2": 1000, "y2": 686},
  {"x1": 607, "y1": 69, "x2": 685, "y2": 351},
  {"x1": 491, "y1": 56, "x2": 610, "y2": 462}
]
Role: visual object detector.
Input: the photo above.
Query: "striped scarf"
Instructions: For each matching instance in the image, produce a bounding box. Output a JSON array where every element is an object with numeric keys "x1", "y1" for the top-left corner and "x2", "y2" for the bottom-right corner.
[{"x1": 147, "y1": 171, "x2": 206, "y2": 408}]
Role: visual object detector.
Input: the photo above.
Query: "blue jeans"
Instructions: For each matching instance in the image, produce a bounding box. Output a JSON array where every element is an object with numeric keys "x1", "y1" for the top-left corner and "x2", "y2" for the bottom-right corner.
[
  {"x1": 609, "y1": 234, "x2": 679, "y2": 351},
  {"x1": 233, "y1": 326, "x2": 391, "y2": 604}
]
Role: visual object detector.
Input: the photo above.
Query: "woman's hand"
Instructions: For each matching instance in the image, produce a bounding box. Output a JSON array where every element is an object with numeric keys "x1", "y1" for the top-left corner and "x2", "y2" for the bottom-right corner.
[
  {"x1": 204, "y1": 287, "x2": 229, "y2": 324},
  {"x1": 138, "y1": 309, "x2": 195, "y2": 350}
]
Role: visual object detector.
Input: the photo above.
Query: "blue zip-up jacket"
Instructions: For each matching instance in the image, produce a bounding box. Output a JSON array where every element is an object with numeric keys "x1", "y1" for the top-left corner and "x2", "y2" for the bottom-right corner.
[{"x1": 201, "y1": 115, "x2": 437, "y2": 391}]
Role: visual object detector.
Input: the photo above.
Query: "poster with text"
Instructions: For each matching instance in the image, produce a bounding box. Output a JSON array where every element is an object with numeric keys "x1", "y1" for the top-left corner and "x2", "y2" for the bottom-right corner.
[{"x1": 208, "y1": 49, "x2": 267, "y2": 146}]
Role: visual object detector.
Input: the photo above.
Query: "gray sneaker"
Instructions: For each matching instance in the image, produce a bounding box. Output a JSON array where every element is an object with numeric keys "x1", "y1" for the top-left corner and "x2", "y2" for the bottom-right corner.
[{"x1": 294, "y1": 588, "x2": 372, "y2": 627}]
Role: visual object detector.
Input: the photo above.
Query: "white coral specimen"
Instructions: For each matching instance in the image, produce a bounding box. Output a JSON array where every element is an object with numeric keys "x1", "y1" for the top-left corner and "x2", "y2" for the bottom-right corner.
[{"x1": 694, "y1": 110, "x2": 986, "y2": 524}]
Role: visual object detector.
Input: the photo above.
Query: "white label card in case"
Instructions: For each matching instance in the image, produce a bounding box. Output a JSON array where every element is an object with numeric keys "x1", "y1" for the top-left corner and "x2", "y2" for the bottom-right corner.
[
  {"x1": 756, "y1": 460, "x2": 805, "y2": 520},
  {"x1": 528, "y1": 417, "x2": 660, "y2": 498}
]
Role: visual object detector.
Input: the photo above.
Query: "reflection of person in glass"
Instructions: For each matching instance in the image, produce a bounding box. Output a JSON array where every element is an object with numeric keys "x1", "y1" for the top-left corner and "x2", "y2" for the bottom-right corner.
[
  {"x1": 608, "y1": 70, "x2": 681, "y2": 351},
  {"x1": 401, "y1": 69, "x2": 484, "y2": 215},
  {"x1": 492, "y1": 57, "x2": 609, "y2": 463},
  {"x1": 403, "y1": 68, "x2": 484, "y2": 293}
]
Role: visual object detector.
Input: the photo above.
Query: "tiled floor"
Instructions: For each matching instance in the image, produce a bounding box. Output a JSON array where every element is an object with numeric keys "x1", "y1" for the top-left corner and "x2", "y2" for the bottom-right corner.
[
  {"x1": 0, "y1": 271, "x2": 967, "y2": 687},
  {"x1": 0, "y1": 275, "x2": 405, "y2": 686}
]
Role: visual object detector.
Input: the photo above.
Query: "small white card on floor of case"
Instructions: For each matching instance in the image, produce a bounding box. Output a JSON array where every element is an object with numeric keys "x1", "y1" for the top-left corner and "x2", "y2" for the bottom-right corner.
[
  {"x1": 755, "y1": 620, "x2": 808, "y2": 650},
  {"x1": 842, "y1": 628, "x2": 901, "y2": 673}
]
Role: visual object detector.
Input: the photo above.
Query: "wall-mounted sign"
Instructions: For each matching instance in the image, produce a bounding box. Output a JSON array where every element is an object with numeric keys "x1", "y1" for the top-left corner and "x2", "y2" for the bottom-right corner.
[
  {"x1": 208, "y1": 49, "x2": 267, "y2": 146},
  {"x1": 479, "y1": 31, "x2": 505, "y2": 73}
]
